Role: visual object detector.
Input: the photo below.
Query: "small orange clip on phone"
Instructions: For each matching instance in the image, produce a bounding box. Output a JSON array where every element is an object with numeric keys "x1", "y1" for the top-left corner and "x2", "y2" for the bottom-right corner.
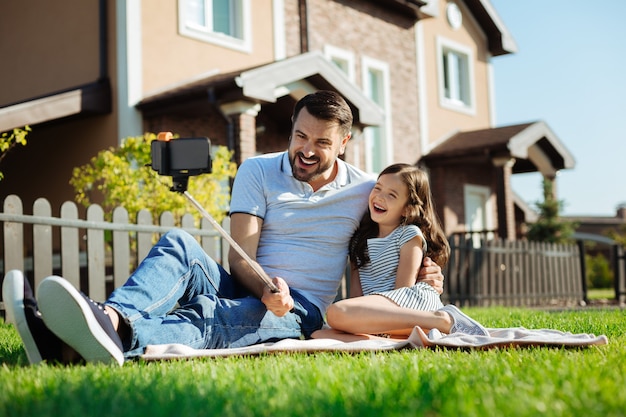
[{"x1": 157, "y1": 131, "x2": 173, "y2": 141}]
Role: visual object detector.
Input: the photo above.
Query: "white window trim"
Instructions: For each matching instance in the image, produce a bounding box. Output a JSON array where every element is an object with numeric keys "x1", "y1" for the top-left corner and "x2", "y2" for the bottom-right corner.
[
  {"x1": 272, "y1": 0, "x2": 286, "y2": 60},
  {"x1": 463, "y1": 184, "x2": 494, "y2": 245},
  {"x1": 116, "y1": 0, "x2": 143, "y2": 140},
  {"x1": 487, "y1": 55, "x2": 496, "y2": 127},
  {"x1": 323, "y1": 45, "x2": 356, "y2": 83},
  {"x1": 178, "y1": 0, "x2": 252, "y2": 53},
  {"x1": 323, "y1": 45, "x2": 362, "y2": 167},
  {"x1": 415, "y1": 20, "x2": 430, "y2": 154},
  {"x1": 436, "y1": 36, "x2": 476, "y2": 115},
  {"x1": 361, "y1": 55, "x2": 392, "y2": 174}
]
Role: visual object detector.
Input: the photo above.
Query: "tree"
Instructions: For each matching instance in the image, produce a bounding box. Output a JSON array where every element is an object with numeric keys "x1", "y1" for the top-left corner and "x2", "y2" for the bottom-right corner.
[
  {"x1": 526, "y1": 179, "x2": 578, "y2": 244},
  {"x1": 0, "y1": 126, "x2": 31, "y2": 181},
  {"x1": 70, "y1": 133, "x2": 237, "y2": 225}
]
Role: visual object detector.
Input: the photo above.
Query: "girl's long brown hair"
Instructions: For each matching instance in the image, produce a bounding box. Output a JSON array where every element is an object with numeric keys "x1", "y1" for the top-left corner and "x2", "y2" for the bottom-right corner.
[{"x1": 349, "y1": 163, "x2": 450, "y2": 268}]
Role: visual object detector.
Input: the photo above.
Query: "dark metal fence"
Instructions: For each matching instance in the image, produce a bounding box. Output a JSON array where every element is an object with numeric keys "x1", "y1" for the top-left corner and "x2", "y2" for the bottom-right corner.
[
  {"x1": 612, "y1": 244, "x2": 626, "y2": 304},
  {"x1": 442, "y1": 233, "x2": 586, "y2": 307}
]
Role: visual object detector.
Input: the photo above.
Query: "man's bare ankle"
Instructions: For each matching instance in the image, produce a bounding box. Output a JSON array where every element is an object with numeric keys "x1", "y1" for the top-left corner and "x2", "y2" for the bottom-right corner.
[
  {"x1": 104, "y1": 306, "x2": 120, "y2": 330},
  {"x1": 104, "y1": 306, "x2": 131, "y2": 343}
]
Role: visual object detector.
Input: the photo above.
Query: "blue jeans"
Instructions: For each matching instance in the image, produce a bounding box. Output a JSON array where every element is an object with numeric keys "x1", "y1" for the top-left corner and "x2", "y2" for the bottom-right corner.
[{"x1": 105, "y1": 229, "x2": 323, "y2": 359}]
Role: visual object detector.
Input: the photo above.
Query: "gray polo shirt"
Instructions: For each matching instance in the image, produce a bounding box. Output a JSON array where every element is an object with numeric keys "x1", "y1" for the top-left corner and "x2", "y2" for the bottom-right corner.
[{"x1": 230, "y1": 151, "x2": 375, "y2": 313}]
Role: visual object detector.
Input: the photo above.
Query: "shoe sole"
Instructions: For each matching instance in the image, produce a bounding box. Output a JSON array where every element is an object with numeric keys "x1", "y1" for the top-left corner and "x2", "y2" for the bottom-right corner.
[
  {"x1": 2, "y1": 270, "x2": 43, "y2": 364},
  {"x1": 37, "y1": 276, "x2": 124, "y2": 366}
]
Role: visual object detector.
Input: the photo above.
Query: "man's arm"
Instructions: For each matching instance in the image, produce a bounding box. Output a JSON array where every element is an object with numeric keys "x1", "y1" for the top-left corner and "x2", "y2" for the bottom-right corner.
[
  {"x1": 228, "y1": 213, "x2": 294, "y2": 316},
  {"x1": 228, "y1": 213, "x2": 265, "y2": 296},
  {"x1": 417, "y1": 257, "x2": 445, "y2": 294}
]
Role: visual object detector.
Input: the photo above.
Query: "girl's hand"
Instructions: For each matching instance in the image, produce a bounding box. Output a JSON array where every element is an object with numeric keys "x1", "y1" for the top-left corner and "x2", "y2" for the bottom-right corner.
[{"x1": 261, "y1": 277, "x2": 295, "y2": 317}]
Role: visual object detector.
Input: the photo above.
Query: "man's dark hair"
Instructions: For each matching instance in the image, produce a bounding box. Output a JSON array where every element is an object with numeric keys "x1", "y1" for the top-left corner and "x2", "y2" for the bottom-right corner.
[{"x1": 291, "y1": 90, "x2": 353, "y2": 136}]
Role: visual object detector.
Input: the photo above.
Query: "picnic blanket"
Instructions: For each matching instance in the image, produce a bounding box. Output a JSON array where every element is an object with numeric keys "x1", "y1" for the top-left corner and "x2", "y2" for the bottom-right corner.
[{"x1": 141, "y1": 326, "x2": 608, "y2": 361}]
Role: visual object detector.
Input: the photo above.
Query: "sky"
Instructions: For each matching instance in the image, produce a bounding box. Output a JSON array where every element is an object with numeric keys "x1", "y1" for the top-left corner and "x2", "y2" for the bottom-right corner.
[{"x1": 489, "y1": 0, "x2": 626, "y2": 216}]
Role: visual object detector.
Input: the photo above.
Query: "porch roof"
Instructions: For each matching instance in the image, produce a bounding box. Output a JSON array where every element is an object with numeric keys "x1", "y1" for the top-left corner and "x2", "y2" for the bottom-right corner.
[
  {"x1": 421, "y1": 121, "x2": 575, "y2": 177},
  {"x1": 138, "y1": 51, "x2": 384, "y2": 129},
  {"x1": 0, "y1": 80, "x2": 111, "y2": 133}
]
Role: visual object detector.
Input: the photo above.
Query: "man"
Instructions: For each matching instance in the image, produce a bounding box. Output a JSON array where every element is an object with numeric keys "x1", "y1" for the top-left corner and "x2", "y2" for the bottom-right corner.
[{"x1": 3, "y1": 90, "x2": 443, "y2": 365}]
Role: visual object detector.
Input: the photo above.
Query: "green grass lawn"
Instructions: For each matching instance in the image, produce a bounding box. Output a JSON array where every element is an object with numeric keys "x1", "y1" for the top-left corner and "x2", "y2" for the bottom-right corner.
[{"x1": 1, "y1": 307, "x2": 624, "y2": 417}]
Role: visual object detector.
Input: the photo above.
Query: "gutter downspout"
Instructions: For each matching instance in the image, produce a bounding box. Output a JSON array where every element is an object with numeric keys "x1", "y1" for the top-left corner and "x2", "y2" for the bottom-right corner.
[
  {"x1": 99, "y1": 0, "x2": 108, "y2": 81},
  {"x1": 298, "y1": 0, "x2": 309, "y2": 53}
]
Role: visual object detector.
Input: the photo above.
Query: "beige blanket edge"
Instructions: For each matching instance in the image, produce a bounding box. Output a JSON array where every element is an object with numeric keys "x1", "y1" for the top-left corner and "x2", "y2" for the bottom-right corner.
[{"x1": 141, "y1": 327, "x2": 608, "y2": 361}]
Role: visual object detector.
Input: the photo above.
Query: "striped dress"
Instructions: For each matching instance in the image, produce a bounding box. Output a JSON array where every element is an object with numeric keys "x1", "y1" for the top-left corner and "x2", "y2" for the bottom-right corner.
[{"x1": 359, "y1": 224, "x2": 444, "y2": 311}]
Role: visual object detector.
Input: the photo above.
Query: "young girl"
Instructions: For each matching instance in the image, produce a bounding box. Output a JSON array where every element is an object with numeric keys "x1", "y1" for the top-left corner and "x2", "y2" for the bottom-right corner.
[{"x1": 318, "y1": 163, "x2": 488, "y2": 340}]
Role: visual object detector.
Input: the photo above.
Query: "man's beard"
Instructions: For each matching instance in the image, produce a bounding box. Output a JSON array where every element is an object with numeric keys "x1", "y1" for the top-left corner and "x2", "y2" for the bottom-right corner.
[{"x1": 290, "y1": 152, "x2": 333, "y2": 183}]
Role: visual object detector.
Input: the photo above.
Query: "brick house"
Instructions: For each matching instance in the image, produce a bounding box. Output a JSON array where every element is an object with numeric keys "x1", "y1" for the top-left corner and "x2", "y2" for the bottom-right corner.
[
  {"x1": 0, "y1": 0, "x2": 574, "y2": 241},
  {"x1": 567, "y1": 205, "x2": 626, "y2": 246}
]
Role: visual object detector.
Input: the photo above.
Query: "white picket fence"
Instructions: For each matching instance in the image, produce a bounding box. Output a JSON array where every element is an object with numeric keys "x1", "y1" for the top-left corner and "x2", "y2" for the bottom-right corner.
[{"x1": 1, "y1": 194, "x2": 230, "y2": 310}]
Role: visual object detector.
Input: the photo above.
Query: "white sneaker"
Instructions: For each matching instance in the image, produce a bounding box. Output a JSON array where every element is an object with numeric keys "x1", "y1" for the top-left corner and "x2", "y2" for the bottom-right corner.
[
  {"x1": 37, "y1": 276, "x2": 125, "y2": 366},
  {"x1": 439, "y1": 304, "x2": 489, "y2": 336}
]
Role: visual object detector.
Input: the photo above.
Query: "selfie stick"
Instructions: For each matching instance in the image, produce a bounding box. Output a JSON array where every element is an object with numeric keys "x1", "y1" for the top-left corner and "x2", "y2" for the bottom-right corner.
[
  {"x1": 182, "y1": 190, "x2": 280, "y2": 293},
  {"x1": 155, "y1": 132, "x2": 280, "y2": 294}
]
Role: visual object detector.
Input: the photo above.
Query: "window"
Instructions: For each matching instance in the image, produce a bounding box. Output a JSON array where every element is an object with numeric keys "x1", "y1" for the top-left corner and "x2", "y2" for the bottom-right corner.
[
  {"x1": 323, "y1": 45, "x2": 355, "y2": 83},
  {"x1": 442, "y1": 49, "x2": 468, "y2": 103},
  {"x1": 362, "y1": 57, "x2": 391, "y2": 174},
  {"x1": 437, "y1": 37, "x2": 475, "y2": 114},
  {"x1": 464, "y1": 184, "x2": 494, "y2": 247},
  {"x1": 324, "y1": 45, "x2": 364, "y2": 167},
  {"x1": 179, "y1": 0, "x2": 251, "y2": 52}
]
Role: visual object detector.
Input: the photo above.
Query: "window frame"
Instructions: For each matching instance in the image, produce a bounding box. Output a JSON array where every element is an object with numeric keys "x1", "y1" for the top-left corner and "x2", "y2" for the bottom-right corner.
[
  {"x1": 436, "y1": 36, "x2": 475, "y2": 115},
  {"x1": 323, "y1": 45, "x2": 356, "y2": 83},
  {"x1": 361, "y1": 56, "x2": 392, "y2": 174},
  {"x1": 463, "y1": 184, "x2": 494, "y2": 246},
  {"x1": 178, "y1": 0, "x2": 252, "y2": 53}
]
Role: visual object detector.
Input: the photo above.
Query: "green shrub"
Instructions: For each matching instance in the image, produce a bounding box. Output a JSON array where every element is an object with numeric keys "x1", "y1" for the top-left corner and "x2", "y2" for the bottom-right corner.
[
  {"x1": 586, "y1": 253, "x2": 613, "y2": 289},
  {"x1": 0, "y1": 126, "x2": 30, "y2": 181}
]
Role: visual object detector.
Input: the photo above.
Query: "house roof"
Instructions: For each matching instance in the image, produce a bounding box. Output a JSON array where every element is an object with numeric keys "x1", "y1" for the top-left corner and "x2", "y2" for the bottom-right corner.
[
  {"x1": 0, "y1": 80, "x2": 111, "y2": 132},
  {"x1": 422, "y1": 121, "x2": 575, "y2": 176},
  {"x1": 0, "y1": 1, "x2": 514, "y2": 133},
  {"x1": 372, "y1": 0, "x2": 426, "y2": 17},
  {"x1": 419, "y1": 0, "x2": 517, "y2": 56},
  {"x1": 463, "y1": 0, "x2": 518, "y2": 56},
  {"x1": 138, "y1": 51, "x2": 385, "y2": 128}
]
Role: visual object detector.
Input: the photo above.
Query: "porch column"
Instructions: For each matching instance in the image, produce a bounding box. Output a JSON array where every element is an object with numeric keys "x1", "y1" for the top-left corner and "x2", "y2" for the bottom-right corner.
[
  {"x1": 492, "y1": 157, "x2": 516, "y2": 240},
  {"x1": 219, "y1": 101, "x2": 261, "y2": 165}
]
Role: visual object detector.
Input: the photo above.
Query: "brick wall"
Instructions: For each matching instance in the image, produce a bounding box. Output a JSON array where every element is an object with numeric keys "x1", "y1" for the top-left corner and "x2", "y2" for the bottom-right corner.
[
  {"x1": 284, "y1": 0, "x2": 423, "y2": 164},
  {"x1": 429, "y1": 161, "x2": 497, "y2": 236},
  {"x1": 143, "y1": 110, "x2": 229, "y2": 148}
]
